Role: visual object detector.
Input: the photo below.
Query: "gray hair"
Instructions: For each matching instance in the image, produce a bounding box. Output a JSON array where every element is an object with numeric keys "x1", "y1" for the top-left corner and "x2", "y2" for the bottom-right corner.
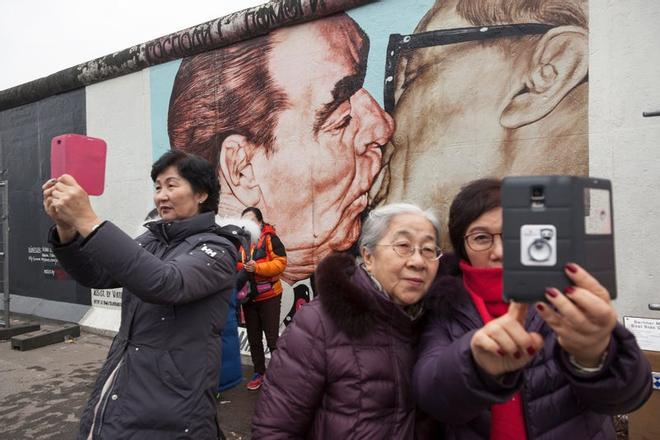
[{"x1": 359, "y1": 203, "x2": 442, "y2": 254}]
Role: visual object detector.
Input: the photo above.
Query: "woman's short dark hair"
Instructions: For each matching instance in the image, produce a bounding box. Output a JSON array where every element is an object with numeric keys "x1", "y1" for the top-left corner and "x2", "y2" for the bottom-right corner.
[
  {"x1": 151, "y1": 150, "x2": 220, "y2": 214},
  {"x1": 241, "y1": 207, "x2": 264, "y2": 224},
  {"x1": 448, "y1": 178, "x2": 502, "y2": 262}
]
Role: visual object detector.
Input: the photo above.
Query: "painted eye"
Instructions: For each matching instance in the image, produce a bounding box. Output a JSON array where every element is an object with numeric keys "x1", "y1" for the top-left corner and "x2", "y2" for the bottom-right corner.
[{"x1": 334, "y1": 115, "x2": 352, "y2": 130}]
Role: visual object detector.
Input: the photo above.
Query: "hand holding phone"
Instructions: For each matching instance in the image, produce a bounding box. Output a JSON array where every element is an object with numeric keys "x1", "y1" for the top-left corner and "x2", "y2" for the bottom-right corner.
[
  {"x1": 51, "y1": 134, "x2": 107, "y2": 196},
  {"x1": 502, "y1": 176, "x2": 617, "y2": 303},
  {"x1": 534, "y1": 262, "x2": 617, "y2": 368},
  {"x1": 42, "y1": 173, "x2": 102, "y2": 238}
]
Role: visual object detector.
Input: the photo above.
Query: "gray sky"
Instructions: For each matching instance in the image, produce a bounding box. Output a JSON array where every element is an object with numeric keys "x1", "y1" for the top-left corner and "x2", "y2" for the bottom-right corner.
[{"x1": 0, "y1": 0, "x2": 264, "y2": 91}]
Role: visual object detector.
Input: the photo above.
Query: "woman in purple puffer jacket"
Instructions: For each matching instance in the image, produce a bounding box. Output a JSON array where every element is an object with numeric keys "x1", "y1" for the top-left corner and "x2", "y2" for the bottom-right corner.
[
  {"x1": 413, "y1": 178, "x2": 652, "y2": 439},
  {"x1": 252, "y1": 203, "x2": 443, "y2": 439}
]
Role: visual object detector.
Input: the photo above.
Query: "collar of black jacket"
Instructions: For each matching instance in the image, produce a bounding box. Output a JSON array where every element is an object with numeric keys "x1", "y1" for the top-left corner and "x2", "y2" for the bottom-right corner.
[{"x1": 144, "y1": 211, "x2": 216, "y2": 244}]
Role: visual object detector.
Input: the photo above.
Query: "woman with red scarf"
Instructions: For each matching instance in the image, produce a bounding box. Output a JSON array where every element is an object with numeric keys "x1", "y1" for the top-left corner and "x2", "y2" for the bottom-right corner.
[
  {"x1": 240, "y1": 207, "x2": 287, "y2": 391},
  {"x1": 413, "y1": 178, "x2": 651, "y2": 439}
]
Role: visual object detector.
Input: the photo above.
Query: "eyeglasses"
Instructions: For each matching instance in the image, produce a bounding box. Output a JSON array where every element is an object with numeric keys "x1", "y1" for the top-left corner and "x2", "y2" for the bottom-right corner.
[
  {"x1": 383, "y1": 23, "x2": 556, "y2": 114},
  {"x1": 376, "y1": 241, "x2": 443, "y2": 261},
  {"x1": 464, "y1": 232, "x2": 503, "y2": 252}
]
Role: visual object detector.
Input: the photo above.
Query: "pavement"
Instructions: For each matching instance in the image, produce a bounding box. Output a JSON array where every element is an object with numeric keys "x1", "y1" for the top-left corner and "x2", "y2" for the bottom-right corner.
[{"x1": 0, "y1": 321, "x2": 259, "y2": 439}]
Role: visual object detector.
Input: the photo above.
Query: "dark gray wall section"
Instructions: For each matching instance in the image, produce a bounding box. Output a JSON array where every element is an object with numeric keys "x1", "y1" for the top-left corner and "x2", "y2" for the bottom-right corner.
[{"x1": 0, "y1": 88, "x2": 91, "y2": 305}]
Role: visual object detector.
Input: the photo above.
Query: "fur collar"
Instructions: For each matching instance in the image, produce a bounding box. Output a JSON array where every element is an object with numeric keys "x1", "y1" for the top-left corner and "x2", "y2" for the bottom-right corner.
[
  {"x1": 423, "y1": 253, "x2": 473, "y2": 320},
  {"x1": 315, "y1": 252, "x2": 441, "y2": 339},
  {"x1": 315, "y1": 253, "x2": 379, "y2": 338}
]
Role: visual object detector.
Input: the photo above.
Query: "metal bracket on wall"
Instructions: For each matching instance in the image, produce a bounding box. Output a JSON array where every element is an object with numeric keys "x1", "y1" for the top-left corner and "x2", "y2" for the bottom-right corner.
[
  {"x1": 643, "y1": 110, "x2": 660, "y2": 117},
  {"x1": 650, "y1": 304, "x2": 660, "y2": 311}
]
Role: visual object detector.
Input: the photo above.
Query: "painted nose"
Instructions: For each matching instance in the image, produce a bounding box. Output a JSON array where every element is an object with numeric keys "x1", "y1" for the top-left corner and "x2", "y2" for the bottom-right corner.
[{"x1": 351, "y1": 88, "x2": 395, "y2": 155}]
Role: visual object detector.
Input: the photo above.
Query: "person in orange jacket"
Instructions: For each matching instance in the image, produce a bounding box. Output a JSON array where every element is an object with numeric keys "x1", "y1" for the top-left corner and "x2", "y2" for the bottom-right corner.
[{"x1": 239, "y1": 207, "x2": 287, "y2": 390}]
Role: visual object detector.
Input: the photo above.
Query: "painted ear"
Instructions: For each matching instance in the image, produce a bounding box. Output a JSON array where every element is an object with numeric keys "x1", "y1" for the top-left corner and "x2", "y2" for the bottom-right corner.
[
  {"x1": 501, "y1": 26, "x2": 588, "y2": 129},
  {"x1": 218, "y1": 134, "x2": 261, "y2": 207}
]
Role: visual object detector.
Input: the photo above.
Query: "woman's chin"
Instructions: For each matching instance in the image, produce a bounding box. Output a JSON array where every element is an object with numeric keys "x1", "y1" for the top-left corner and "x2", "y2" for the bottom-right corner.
[{"x1": 391, "y1": 290, "x2": 426, "y2": 307}]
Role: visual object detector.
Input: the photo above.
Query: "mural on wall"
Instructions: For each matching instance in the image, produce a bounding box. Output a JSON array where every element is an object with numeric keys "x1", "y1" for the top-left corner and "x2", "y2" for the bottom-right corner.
[
  {"x1": 374, "y1": 0, "x2": 589, "y2": 234},
  {"x1": 154, "y1": 0, "x2": 588, "y2": 329},
  {"x1": 0, "y1": 0, "x2": 588, "y2": 323},
  {"x1": 166, "y1": 12, "x2": 395, "y2": 327}
]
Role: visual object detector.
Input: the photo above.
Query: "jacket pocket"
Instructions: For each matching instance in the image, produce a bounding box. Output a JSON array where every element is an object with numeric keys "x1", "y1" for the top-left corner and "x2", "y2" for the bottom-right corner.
[
  {"x1": 116, "y1": 347, "x2": 194, "y2": 431},
  {"x1": 158, "y1": 351, "x2": 194, "y2": 398}
]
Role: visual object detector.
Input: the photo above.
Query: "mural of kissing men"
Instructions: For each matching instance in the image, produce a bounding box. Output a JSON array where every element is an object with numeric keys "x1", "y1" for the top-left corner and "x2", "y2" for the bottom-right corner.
[
  {"x1": 374, "y1": 0, "x2": 589, "y2": 244},
  {"x1": 167, "y1": 13, "x2": 394, "y2": 325}
]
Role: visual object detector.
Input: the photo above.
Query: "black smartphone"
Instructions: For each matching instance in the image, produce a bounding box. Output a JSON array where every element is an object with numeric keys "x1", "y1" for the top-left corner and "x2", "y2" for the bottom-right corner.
[{"x1": 502, "y1": 176, "x2": 617, "y2": 303}]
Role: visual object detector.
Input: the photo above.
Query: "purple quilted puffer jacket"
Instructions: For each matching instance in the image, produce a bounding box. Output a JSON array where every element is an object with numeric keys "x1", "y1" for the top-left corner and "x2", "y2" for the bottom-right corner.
[
  {"x1": 413, "y1": 255, "x2": 652, "y2": 440},
  {"x1": 252, "y1": 253, "x2": 437, "y2": 439}
]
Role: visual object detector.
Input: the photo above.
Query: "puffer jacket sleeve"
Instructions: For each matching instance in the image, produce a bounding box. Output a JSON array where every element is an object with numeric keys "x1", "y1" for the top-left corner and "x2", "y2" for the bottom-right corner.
[
  {"x1": 555, "y1": 322, "x2": 652, "y2": 414},
  {"x1": 68, "y1": 221, "x2": 236, "y2": 305},
  {"x1": 413, "y1": 315, "x2": 523, "y2": 424},
  {"x1": 49, "y1": 226, "x2": 120, "y2": 289},
  {"x1": 255, "y1": 235, "x2": 287, "y2": 278},
  {"x1": 252, "y1": 303, "x2": 326, "y2": 439}
]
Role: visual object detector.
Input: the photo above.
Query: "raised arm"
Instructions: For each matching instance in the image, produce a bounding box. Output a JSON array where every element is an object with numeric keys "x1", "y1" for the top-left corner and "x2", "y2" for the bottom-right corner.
[
  {"x1": 77, "y1": 222, "x2": 236, "y2": 305},
  {"x1": 413, "y1": 316, "x2": 527, "y2": 424},
  {"x1": 536, "y1": 263, "x2": 652, "y2": 413}
]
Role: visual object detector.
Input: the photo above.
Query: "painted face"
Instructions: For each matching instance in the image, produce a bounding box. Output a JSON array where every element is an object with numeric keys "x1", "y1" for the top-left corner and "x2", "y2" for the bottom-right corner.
[
  {"x1": 383, "y1": 1, "x2": 512, "y2": 219},
  {"x1": 382, "y1": 0, "x2": 587, "y2": 229},
  {"x1": 249, "y1": 16, "x2": 395, "y2": 268},
  {"x1": 153, "y1": 166, "x2": 205, "y2": 221},
  {"x1": 464, "y1": 207, "x2": 503, "y2": 269},
  {"x1": 362, "y1": 213, "x2": 440, "y2": 306}
]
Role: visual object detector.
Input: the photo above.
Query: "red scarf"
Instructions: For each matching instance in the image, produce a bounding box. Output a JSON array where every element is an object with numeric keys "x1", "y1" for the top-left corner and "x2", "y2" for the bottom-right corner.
[{"x1": 460, "y1": 260, "x2": 527, "y2": 440}]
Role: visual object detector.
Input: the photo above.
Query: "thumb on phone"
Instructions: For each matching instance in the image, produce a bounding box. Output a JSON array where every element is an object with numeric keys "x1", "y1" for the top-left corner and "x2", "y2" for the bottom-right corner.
[{"x1": 57, "y1": 174, "x2": 80, "y2": 187}]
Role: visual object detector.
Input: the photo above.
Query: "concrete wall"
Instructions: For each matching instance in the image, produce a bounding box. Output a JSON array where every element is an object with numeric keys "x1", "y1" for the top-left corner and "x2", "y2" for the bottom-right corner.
[
  {"x1": 589, "y1": 0, "x2": 660, "y2": 319},
  {"x1": 2, "y1": 0, "x2": 659, "y2": 328}
]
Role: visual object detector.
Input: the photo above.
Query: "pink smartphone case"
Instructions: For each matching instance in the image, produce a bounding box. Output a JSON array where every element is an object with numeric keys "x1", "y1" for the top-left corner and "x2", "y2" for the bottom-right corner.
[{"x1": 51, "y1": 134, "x2": 107, "y2": 196}]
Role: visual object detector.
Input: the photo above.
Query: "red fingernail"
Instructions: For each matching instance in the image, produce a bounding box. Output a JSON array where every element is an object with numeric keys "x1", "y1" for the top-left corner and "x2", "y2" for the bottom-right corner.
[
  {"x1": 536, "y1": 303, "x2": 545, "y2": 311},
  {"x1": 545, "y1": 288, "x2": 557, "y2": 298},
  {"x1": 497, "y1": 349, "x2": 506, "y2": 357},
  {"x1": 565, "y1": 263, "x2": 578, "y2": 273},
  {"x1": 527, "y1": 347, "x2": 536, "y2": 356},
  {"x1": 564, "y1": 286, "x2": 575, "y2": 294},
  {"x1": 514, "y1": 351, "x2": 522, "y2": 359}
]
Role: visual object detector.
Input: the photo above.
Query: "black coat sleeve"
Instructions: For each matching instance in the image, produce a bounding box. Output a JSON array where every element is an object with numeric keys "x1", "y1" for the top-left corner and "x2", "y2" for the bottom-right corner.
[
  {"x1": 50, "y1": 225, "x2": 120, "y2": 289},
  {"x1": 55, "y1": 222, "x2": 237, "y2": 305}
]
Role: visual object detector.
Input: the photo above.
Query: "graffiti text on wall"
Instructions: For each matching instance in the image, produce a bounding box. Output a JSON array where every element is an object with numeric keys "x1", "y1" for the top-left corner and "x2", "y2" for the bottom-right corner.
[{"x1": 145, "y1": 0, "x2": 331, "y2": 63}]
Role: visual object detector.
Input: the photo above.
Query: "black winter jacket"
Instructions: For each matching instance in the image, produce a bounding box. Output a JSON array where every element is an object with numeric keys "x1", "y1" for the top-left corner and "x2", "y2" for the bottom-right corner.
[{"x1": 50, "y1": 212, "x2": 238, "y2": 440}]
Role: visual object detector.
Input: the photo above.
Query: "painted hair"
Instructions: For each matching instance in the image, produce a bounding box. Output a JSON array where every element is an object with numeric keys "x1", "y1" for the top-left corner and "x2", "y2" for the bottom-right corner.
[
  {"x1": 456, "y1": 0, "x2": 587, "y2": 28},
  {"x1": 167, "y1": 34, "x2": 289, "y2": 170}
]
